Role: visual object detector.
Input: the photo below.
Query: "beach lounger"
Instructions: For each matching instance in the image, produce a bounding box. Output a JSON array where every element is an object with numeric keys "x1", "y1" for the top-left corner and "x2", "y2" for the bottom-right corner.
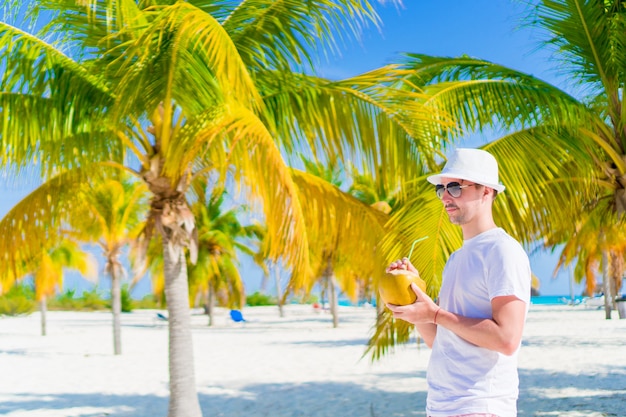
[{"x1": 229, "y1": 309, "x2": 246, "y2": 323}]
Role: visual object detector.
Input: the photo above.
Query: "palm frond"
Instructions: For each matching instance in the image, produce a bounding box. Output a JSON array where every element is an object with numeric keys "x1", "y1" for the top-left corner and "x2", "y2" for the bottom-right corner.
[
  {"x1": 222, "y1": 0, "x2": 385, "y2": 72},
  {"x1": 0, "y1": 21, "x2": 117, "y2": 172},
  {"x1": 290, "y1": 168, "x2": 390, "y2": 291},
  {"x1": 0, "y1": 94, "x2": 125, "y2": 175},
  {"x1": 259, "y1": 67, "x2": 451, "y2": 178},
  {"x1": 33, "y1": 239, "x2": 98, "y2": 300},
  {"x1": 363, "y1": 309, "x2": 415, "y2": 362},
  {"x1": 532, "y1": 0, "x2": 615, "y2": 91},
  {"x1": 49, "y1": 239, "x2": 98, "y2": 281},
  {"x1": 72, "y1": 177, "x2": 149, "y2": 247},
  {"x1": 485, "y1": 126, "x2": 605, "y2": 244},
  {"x1": 34, "y1": 251, "x2": 60, "y2": 300},
  {"x1": 0, "y1": 174, "x2": 78, "y2": 285},
  {"x1": 33, "y1": 0, "x2": 149, "y2": 57},
  {"x1": 0, "y1": 20, "x2": 111, "y2": 96},
  {"x1": 399, "y1": 54, "x2": 594, "y2": 134},
  {"x1": 107, "y1": 2, "x2": 262, "y2": 124},
  {"x1": 0, "y1": 165, "x2": 127, "y2": 288},
  {"x1": 172, "y1": 102, "x2": 312, "y2": 289},
  {"x1": 527, "y1": 0, "x2": 626, "y2": 151},
  {"x1": 381, "y1": 178, "x2": 462, "y2": 295}
]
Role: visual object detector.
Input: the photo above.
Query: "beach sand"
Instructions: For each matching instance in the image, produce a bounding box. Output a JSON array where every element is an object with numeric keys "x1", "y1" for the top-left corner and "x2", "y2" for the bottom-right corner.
[{"x1": 0, "y1": 303, "x2": 625, "y2": 417}]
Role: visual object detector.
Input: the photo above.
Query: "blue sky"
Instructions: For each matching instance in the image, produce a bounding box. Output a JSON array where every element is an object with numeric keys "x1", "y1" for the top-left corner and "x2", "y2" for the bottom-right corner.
[
  {"x1": 0, "y1": 1, "x2": 584, "y2": 297},
  {"x1": 319, "y1": 1, "x2": 561, "y2": 85},
  {"x1": 316, "y1": 0, "x2": 583, "y2": 297}
]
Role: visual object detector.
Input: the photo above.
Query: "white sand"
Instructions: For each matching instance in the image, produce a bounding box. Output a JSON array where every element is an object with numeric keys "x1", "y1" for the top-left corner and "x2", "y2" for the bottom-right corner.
[{"x1": 0, "y1": 304, "x2": 625, "y2": 417}]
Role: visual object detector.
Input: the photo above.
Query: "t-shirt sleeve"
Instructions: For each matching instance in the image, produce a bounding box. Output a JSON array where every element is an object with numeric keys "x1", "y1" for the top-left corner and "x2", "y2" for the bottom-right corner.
[{"x1": 486, "y1": 239, "x2": 531, "y2": 304}]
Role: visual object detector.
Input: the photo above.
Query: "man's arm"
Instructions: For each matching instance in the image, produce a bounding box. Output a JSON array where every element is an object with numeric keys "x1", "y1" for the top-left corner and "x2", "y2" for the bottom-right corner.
[
  {"x1": 435, "y1": 295, "x2": 526, "y2": 355},
  {"x1": 414, "y1": 322, "x2": 438, "y2": 348},
  {"x1": 387, "y1": 285, "x2": 526, "y2": 355}
]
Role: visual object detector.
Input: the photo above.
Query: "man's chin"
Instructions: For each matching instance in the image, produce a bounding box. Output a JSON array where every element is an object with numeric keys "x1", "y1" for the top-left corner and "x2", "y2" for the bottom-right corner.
[{"x1": 447, "y1": 215, "x2": 464, "y2": 225}]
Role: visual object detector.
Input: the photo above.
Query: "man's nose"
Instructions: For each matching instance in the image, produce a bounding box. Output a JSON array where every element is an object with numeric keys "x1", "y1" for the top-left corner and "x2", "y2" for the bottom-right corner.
[{"x1": 441, "y1": 189, "x2": 454, "y2": 202}]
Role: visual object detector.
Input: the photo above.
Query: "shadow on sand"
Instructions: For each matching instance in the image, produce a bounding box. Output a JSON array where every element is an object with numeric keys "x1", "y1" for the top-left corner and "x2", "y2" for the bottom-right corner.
[
  {"x1": 0, "y1": 381, "x2": 426, "y2": 417},
  {"x1": 518, "y1": 366, "x2": 626, "y2": 416},
  {"x1": 2, "y1": 368, "x2": 623, "y2": 416}
]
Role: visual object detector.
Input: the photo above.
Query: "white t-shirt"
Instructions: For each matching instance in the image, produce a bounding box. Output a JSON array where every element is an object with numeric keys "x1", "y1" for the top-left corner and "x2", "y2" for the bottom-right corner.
[{"x1": 426, "y1": 227, "x2": 531, "y2": 417}]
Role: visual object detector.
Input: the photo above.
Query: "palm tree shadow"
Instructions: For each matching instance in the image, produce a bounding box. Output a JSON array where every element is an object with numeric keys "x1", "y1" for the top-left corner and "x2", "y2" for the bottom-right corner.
[
  {"x1": 0, "y1": 383, "x2": 427, "y2": 417},
  {"x1": 198, "y1": 381, "x2": 428, "y2": 417},
  {"x1": 0, "y1": 392, "x2": 169, "y2": 417},
  {"x1": 518, "y1": 367, "x2": 626, "y2": 416},
  {"x1": 2, "y1": 367, "x2": 624, "y2": 417},
  {"x1": 281, "y1": 337, "x2": 371, "y2": 348}
]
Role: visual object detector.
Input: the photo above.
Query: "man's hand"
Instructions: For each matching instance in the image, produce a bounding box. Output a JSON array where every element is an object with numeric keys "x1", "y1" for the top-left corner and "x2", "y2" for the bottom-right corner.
[
  {"x1": 386, "y1": 282, "x2": 439, "y2": 325},
  {"x1": 386, "y1": 257, "x2": 419, "y2": 276},
  {"x1": 386, "y1": 282, "x2": 439, "y2": 347}
]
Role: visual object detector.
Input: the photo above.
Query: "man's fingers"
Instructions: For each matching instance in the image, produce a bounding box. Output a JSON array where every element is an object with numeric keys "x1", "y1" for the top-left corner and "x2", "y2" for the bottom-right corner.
[
  {"x1": 410, "y1": 282, "x2": 426, "y2": 297},
  {"x1": 386, "y1": 259, "x2": 410, "y2": 273},
  {"x1": 386, "y1": 303, "x2": 409, "y2": 321},
  {"x1": 386, "y1": 303, "x2": 400, "y2": 313}
]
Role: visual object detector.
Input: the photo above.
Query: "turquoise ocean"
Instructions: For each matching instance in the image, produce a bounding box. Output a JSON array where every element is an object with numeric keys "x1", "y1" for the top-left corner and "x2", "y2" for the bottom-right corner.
[
  {"x1": 530, "y1": 295, "x2": 585, "y2": 305},
  {"x1": 338, "y1": 295, "x2": 587, "y2": 307}
]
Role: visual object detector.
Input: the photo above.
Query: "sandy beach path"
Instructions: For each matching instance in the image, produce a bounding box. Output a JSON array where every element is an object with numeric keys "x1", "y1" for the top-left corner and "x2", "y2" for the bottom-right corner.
[{"x1": 0, "y1": 304, "x2": 625, "y2": 416}]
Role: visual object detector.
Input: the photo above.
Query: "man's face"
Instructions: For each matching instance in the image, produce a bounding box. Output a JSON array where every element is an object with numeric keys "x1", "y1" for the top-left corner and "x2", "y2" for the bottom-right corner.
[{"x1": 436, "y1": 177, "x2": 487, "y2": 225}]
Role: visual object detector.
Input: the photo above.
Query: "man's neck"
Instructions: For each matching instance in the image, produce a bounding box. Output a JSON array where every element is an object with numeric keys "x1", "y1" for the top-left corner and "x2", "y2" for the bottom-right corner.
[{"x1": 461, "y1": 219, "x2": 497, "y2": 240}]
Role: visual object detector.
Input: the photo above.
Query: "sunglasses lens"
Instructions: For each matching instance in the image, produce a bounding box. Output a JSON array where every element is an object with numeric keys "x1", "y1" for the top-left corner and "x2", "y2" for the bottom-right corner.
[
  {"x1": 448, "y1": 183, "x2": 462, "y2": 197},
  {"x1": 435, "y1": 182, "x2": 462, "y2": 199},
  {"x1": 435, "y1": 185, "x2": 445, "y2": 199}
]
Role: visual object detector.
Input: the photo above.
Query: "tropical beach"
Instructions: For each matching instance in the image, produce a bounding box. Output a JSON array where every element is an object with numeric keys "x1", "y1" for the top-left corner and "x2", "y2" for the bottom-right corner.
[
  {"x1": 1, "y1": 303, "x2": 625, "y2": 417},
  {"x1": 2, "y1": 2, "x2": 626, "y2": 417}
]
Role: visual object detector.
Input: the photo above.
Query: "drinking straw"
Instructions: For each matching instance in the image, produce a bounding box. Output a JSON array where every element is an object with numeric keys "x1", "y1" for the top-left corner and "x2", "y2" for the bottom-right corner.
[{"x1": 407, "y1": 236, "x2": 429, "y2": 262}]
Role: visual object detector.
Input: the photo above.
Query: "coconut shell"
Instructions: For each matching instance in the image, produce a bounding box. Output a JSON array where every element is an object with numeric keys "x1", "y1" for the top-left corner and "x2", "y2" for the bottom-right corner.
[{"x1": 379, "y1": 269, "x2": 427, "y2": 306}]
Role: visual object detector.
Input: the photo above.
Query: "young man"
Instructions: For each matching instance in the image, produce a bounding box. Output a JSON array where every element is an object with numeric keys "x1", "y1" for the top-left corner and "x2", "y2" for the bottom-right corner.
[{"x1": 386, "y1": 148, "x2": 531, "y2": 417}]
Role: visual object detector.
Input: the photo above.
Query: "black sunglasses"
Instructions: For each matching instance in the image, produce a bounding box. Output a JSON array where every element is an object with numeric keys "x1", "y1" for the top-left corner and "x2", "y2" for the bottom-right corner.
[{"x1": 435, "y1": 182, "x2": 477, "y2": 199}]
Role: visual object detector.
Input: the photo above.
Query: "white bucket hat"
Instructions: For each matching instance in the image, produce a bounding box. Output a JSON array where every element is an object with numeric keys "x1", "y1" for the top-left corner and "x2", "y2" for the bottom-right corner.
[{"x1": 426, "y1": 148, "x2": 505, "y2": 193}]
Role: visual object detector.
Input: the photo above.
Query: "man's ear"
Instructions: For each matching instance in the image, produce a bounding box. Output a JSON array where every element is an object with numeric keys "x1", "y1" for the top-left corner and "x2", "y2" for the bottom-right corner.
[{"x1": 483, "y1": 186, "x2": 495, "y2": 201}]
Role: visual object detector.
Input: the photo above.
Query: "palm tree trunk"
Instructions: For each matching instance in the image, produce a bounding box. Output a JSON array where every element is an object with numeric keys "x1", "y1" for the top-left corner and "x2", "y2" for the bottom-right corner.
[
  {"x1": 206, "y1": 286, "x2": 215, "y2": 327},
  {"x1": 324, "y1": 257, "x2": 339, "y2": 328},
  {"x1": 260, "y1": 271, "x2": 269, "y2": 292},
  {"x1": 111, "y1": 268, "x2": 122, "y2": 355},
  {"x1": 274, "y1": 263, "x2": 284, "y2": 318},
  {"x1": 163, "y1": 241, "x2": 202, "y2": 417},
  {"x1": 602, "y1": 249, "x2": 612, "y2": 320},
  {"x1": 329, "y1": 275, "x2": 339, "y2": 328},
  {"x1": 40, "y1": 296, "x2": 47, "y2": 336}
]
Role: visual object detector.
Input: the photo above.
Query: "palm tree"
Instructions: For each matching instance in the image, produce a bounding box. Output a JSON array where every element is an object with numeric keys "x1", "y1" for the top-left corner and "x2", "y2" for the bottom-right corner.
[
  {"x1": 267, "y1": 260, "x2": 285, "y2": 317},
  {"x1": 188, "y1": 182, "x2": 263, "y2": 326},
  {"x1": 552, "y1": 206, "x2": 625, "y2": 305},
  {"x1": 299, "y1": 158, "x2": 345, "y2": 327},
  {"x1": 346, "y1": 164, "x2": 410, "y2": 344},
  {"x1": 0, "y1": 178, "x2": 98, "y2": 335},
  {"x1": 0, "y1": 1, "x2": 447, "y2": 414},
  {"x1": 72, "y1": 177, "x2": 148, "y2": 354},
  {"x1": 31, "y1": 240, "x2": 97, "y2": 336},
  {"x1": 289, "y1": 158, "x2": 391, "y2": 328},
  {"x1": 374, "y1": 0, "x2": 626, "y2": 325},
  {"x1": 348, "y1": 164, "x2": 396, "y2": 306}
]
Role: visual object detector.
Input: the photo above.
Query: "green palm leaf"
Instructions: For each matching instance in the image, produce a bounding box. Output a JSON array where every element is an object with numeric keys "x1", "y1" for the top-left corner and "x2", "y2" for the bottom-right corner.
[
  {"x1": 399, "y1": 54, "x2": 592, "y2": 133},
  {"x1": 106, "y1": 2, "x2": 262, "y2": 122},
  {"x1": 221, "y1": 0, "x2": 383, "y2": 71},
  {"x1": 259, "y1": 67, "x2": 450, "y2": 175},
  {"x1": 0, "y1": 22, "x2": 116, "y2": 172},
  {"x1": 290, "y1": 167, "x2": 389, "y2": 291}
]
